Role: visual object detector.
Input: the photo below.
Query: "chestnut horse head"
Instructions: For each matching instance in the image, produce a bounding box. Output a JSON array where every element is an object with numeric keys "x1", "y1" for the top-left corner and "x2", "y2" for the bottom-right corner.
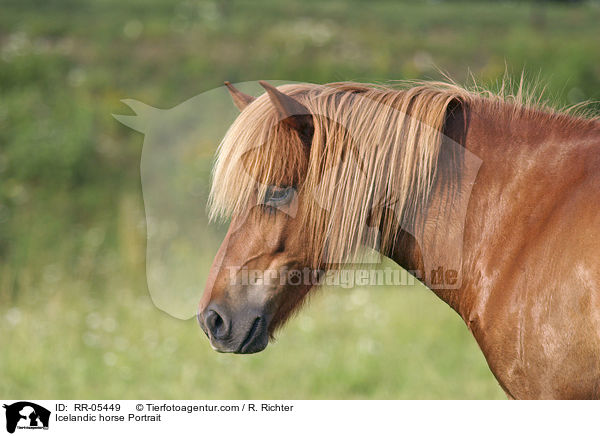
[{"x1": 198, "y1": 80, "x2": 464, "y2": 353}]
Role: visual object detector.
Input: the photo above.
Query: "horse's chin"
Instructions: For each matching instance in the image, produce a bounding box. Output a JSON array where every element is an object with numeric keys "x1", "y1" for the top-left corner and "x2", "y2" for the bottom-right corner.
[
  {"x1": 234, "y1": 337, "x2": 268, "y2": 354},
  {"x1": 234, "y1": 317, "x2": 270, "y2": 354}
]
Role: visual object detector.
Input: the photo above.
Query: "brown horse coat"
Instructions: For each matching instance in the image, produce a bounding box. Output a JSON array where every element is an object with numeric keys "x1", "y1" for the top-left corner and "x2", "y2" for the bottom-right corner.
[{"x1": 201, "y1": 80, "x2": 600, "y2": 399}]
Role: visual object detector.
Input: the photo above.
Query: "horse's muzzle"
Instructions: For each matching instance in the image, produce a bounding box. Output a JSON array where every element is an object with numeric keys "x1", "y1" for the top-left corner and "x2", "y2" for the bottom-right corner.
[{"x1": 198, "y1": 303, "x2": 269, "y2": 354}]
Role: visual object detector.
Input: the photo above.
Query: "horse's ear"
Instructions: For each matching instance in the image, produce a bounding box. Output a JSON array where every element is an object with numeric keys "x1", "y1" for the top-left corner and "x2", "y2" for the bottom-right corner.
[
  {"x1": 259, "y1": 81, "x2": 313, "y2": 144},
  {"x1": 224, "y1": 81, "x2": 255, "y2": 111}
]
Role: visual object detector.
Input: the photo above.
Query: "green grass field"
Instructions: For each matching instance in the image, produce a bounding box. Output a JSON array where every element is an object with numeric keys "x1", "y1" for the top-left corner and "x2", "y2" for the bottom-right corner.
[{"x1": 1, "y1": 0, "x2": 599, "y2": 399}]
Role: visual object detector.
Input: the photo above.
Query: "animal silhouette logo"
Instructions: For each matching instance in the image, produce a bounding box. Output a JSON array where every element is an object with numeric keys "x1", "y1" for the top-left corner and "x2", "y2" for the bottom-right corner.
[
  {"x1": 113, "y1": 81, "x2": 482, "y2": 320},
  {"x1": 2, "y1": 402, "x2": 50, "y2": 434}
]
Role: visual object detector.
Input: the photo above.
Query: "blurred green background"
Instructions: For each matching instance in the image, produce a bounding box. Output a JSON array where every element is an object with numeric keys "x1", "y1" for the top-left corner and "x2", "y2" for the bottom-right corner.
[{"x1": 1, "y1": 0, "x2": 599, "y2": 399}]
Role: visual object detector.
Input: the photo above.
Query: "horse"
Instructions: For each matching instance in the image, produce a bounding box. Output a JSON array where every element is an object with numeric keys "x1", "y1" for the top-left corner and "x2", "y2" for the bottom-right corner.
[{"x1": 198, "y1": 79, "x2": 600, "y2": 399}]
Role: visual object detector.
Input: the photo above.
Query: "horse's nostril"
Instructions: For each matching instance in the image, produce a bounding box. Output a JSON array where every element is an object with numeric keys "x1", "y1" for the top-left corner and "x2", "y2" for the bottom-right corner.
[
  {"x1": 213, "y1": 313, "x2": 223, "y2": 329},
  {"x1": 205, "y1": 309, "x2": 228, "y2": 339}
]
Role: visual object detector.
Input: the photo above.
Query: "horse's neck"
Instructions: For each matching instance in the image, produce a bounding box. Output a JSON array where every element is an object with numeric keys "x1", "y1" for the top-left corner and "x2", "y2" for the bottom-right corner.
[{"x1": 387, "y1": 104, "x2": 599, "y2": 316}]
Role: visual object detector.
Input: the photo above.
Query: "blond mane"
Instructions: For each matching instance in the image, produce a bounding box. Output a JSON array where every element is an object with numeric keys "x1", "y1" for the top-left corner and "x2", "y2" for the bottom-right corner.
[{"x1": 208, "y1": 80, "x2": 597, "y2": 268}]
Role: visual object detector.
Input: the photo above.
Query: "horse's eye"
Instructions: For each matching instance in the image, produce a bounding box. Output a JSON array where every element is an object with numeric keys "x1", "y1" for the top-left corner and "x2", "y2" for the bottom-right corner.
[{"x1": 263, "y1": 186, "x2": 294, "y2": 207}]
